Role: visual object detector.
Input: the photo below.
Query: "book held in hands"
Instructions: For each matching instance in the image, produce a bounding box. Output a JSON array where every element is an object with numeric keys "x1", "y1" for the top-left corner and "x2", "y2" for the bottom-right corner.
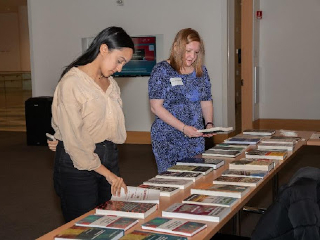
[
  {"x1": 191, "y1": 184, "x2": 251, "y2": 198},
  {"x1": 162, "y1": 203, "x2": 230, "y2": 222},
  {"x1": 54, "y1": 225, "x2": 124, "y2": 240},
  {"x1": 182, "y1": 194, "x2": 239, "y2": 207},
  {"x1": 176, "y1": 157, "x2": 225, "y2": 169},
  {"x1": 75, "y1": 215, "x2": 139, "y2": 231},
  {"x1": 141, "y1": 217, "x2": 207, "y2": 237},
  {"x1": 138, "y1": 184, "x2": 180, "y2": 197},
  {"x1": 111, "y1": 186, "x2": 160, "y2": 204},
  {"x1": 95, "y1": 200, "x2": 157, "y2": 219},
  {"x1": 197, "y1": 126, "x2": 233, "y2": 134}
]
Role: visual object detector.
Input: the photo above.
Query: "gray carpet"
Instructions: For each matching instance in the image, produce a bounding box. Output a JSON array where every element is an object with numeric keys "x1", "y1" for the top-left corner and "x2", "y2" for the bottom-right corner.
[{"x1": 1, "y1": 131, "x2": 319, "y2": 239}]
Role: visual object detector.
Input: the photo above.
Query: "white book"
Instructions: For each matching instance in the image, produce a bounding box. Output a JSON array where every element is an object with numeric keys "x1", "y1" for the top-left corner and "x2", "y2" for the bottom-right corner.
[
  {"x1": 143, "y1": 177, "x2": 193, "y2": 189},
  {"x1": 138, "y1": 184, "x2": 180, "y2": 197},
  {"x1": 162, "y1": 203, "x2": 230, "y2": 222},
  {"x1": 243, "y1": 129, "x2": 276, "y2": 136},
  {"x1": 182, "y1": 194, "x2": 239, "y2": 207},
  {"x1": 111, "y1": 186, "x2": 160, "y2": 204},
  {"x1": 257, "y1": 142, "x2": 295, "y2": 151},
  {"x1": 260, "y1": 136, "x2": 300, "y2": 145},
  {"x1": 191, "y1": 184, "x2": 251, "y2": 198},
  {"x1": 202, "y1": 149, "x2": 242, "y2": 158},
  {"x1": 212, "y1": 175, "x2": 262, "y2": 187},
  {"x1": 155, "y1": 171, "x2": 203, "y2": 182},
  {"x1": 176, "y1": 157, "x2": 225, "y2": 169},
  {"x1": 141, "y1": 217, "x2": 207, "y2": 237}
]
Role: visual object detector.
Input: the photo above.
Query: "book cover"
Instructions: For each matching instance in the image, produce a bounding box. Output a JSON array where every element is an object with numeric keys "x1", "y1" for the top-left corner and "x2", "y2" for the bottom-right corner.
[
  {"x1": 243, "y1": 129, "x2": 276, "y2": 136},
  {"x1": 260, "y1": 136, "x2": 300, "y2": 145},
  {"x1": 216, "y1": 143, "x2": 250, "y2": 149},
  {"x1": 202, "y1": 149, "x2": 242, "y2": 158},
  {"x1": 212, "y1": 176, "x2": 262, "y2": 187},
  {"x1": 224, "y1": 136, "x2": 261, "y2": 145},
  {"x1": 141, "y1": 217, "x2": 207, "y2": 237},
  {"x1": 197, "y1": 126, "x2": 233, "y2": 134},
  {"x1": 229, "y1": 158, "x2": 275, "y2": 171},
  {"x1": 182, "y1": 194, "x2": 239, "y2": 207},
  {"x1": 95, "y1": 200, "x2": 157, "y2": 219},
  {"x1": 245, "y1": 149, "x2": 288, "y2": 160},
  {"x1": 176, "y1": 157, "x2": 225, "y2": 169},
  {"x1": 191, "y1": 184, "x2": 251, "y2": 198},
  {"x1": 111, "y1": 186, "x2": 160, "y2": 204},
  {"x1": 138, "y1": 184, "x2": 180, "y2": 197},
  {"x1": 143, "y1": 177, "x2": 193, "y2": 189},
  {"x1": 162, "y1": 203, "x2": 230, "y2": 222},
  {"x1": 222, "y1": 169, "x2": 268, "y2": 178},
  {"x1": 167, "y1": 165, "x2": 213, "y2": 175},
  {"x1": 119, "y1": 230, "x2": 188, "y2": 240},
  {"x1": 257, "y1": 142, "x2": 295, "y2": 151},
  {"x1": 210, "y1": 145, "x2": 246, "y2": 152},
  {"x1": 156, "y1": 171, "x2": 203, "y2": 182},
  {"x1": 75, "y1": 215, "x2": 139, "y2": 231},
  {"x1": 54, "y1": 225, "x2": 124, "y2": 240}
]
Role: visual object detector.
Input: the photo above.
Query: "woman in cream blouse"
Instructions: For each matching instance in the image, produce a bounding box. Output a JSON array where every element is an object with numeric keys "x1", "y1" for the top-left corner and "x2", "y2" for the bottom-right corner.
[{"x1": 50, "y1": 26, "x2": 134, "y2": 222}]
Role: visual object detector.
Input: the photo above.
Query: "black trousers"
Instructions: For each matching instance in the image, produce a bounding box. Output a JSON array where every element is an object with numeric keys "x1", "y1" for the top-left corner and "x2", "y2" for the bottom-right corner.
[{"x1": 53, "y1": 140, "x2": 119, "y2": 222}]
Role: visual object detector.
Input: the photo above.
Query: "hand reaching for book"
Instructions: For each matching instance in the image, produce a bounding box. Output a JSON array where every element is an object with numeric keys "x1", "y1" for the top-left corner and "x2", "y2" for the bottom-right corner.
[{"x1": 106, "y1": 172, "x2": 127, "y2": 197}]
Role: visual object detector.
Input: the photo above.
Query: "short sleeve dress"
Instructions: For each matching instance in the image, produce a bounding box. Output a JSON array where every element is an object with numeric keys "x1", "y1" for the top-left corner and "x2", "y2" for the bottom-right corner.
[{"x1": 148, "y1": 61, "x2": 212, "y2": 173}]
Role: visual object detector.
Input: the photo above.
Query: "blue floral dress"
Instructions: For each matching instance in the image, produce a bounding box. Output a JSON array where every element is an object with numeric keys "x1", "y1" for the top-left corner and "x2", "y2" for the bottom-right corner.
[{"x1": 148, "y1": 61, "x2": 212, "y2": 173}]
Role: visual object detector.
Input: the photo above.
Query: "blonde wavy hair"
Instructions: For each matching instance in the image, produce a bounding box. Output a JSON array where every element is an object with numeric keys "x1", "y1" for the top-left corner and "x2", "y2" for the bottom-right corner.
[{"x1": 168, "y1": 28, "x2": 205, "y2": 77}]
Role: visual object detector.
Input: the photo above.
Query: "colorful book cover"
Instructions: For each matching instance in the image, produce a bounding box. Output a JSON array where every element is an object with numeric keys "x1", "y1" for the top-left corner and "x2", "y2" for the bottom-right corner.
[
  {"x1": 213, "y1": 176, "x2": 262, "y2": 187},
  {"x1": 138, "y1": 184, "x2": 180, "y2": 197},
  {"x1": 224, "y1": 136, "x2": 261, "y2": 145},
  {"x1": 54, "y1": 225, "x2": 124, "y2": 240},
  {"x1": 202, "y1": 149, "x2": 242, "y2": 158},
  {"x1": 245, "y1": 149, "x2": 287, "y2": 160},
  {"x1": 156, "y1": 171, "x2": 203, "y2": 182},
  {"x1": 162, "y1": 203, "x2": 230, "y2": 222},
  {"x1": 182, "y1": 194, "x2": 238, "y2": 207},
  {"x1": 119, "y1": 230, "x2": 187, "y2": 240},
  {"x1": 75, "y1": 215, "x2": 139, "y2": 231},
  {"x1": 222, "y1": 169, "x2": 268, "y2": 178},
  {"x1": 191, "y1": 184, "x2": 251, "y2": 198},
  {"x1": 95, "y1": 200, "x2": 157, "y2": 219},
  {"x1": 141, "y1": 217, "x2": 207, "y2": 237},
  {"x1": 229, "y1": 159, "x2": 275, "y2": 171}
]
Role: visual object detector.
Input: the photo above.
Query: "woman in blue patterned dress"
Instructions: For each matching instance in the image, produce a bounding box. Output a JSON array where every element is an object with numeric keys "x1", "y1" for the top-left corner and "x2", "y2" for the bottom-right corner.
[{"x1": 148, "y1": 28, "x2": 215, "y2": 173}]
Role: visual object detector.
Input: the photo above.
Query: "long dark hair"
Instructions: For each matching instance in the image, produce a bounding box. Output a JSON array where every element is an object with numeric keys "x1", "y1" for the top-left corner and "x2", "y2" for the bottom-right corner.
[{"x1": 60, "y1": 26, "x2": 134, "y2": 79}]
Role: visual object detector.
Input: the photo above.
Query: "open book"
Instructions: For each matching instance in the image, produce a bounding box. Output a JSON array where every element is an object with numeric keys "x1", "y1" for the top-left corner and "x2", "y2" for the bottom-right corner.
[
  {"x1": 111, "y1": 186, "x2": 160, "y2": 204},
  {"x1": 197, "y1": 126, "x2": 233, "y2": 134}
]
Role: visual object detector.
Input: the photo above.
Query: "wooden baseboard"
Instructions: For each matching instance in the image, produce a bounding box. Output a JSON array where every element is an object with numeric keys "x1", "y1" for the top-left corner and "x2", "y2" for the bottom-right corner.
[{"x1": 255, "y1": 119, "x2": 320, "y2": 132}]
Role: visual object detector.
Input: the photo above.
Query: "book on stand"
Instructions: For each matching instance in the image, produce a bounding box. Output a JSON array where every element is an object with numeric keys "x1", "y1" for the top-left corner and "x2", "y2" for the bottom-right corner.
[
  {"x1": 221, "y1": 169, "x2": 268, "y2": 178},
  {"x1": 155, "y1": 171, "x2": 203, "y2": 182},
  {"x1": 229, "y1": 158, "x2": 276, "y2": 171},
  {"x1": 245, "y1": 149, "x2": 288, "y2": 160},
  {"x1": 202, "y1": 149, "x2": 242, "y2": 158},
  {"x1": 197, "y1": 126, "x2": 233, "y2": 134},
  {"x1": 224, "y1": 136, "x2": 262, "y2": 145},
  {"x1": 162, "y1": 203, "x2": 230, "y2": 222},
  {"x1": 191, "y1": 184, "x2": 251, "y2": 198},
  {"x1": 176, "y1": 157, "x2": 225, "y2": 169},
  {"x1": 119, "y1": 230, "x2": 188, "y2": 240},
  {"x1": 243, "y1": 129, "x2": 276, "y2": 136},
  {"x1": 138, "y1": 184, "x2": 180, "y2": 197},
  {"x1": 166, "y1": 164, "x2": 213, "y2": 175},
  {"x1": 257, "y1": 142, "x2": 295, "y2": 151},
  {"x1": 182, "y1": 194, "x2": 239, "y2": 207},
  {"x1": 54, "y1": 225, "x2": 124, "y2": 240},
  {"x1": 141, "y1": 217, "x2": 207, "y2": 237},
  {"x1": 212, "y1": 175, "x2": 262, "y2": 187},
  {"x1": 143, "y1": 177, "x2": 194, "y2": 189},
  {"x1": 111, "y1": 186, "x2": 160, "y2": 204},
  {"x1": 75, "y1": 215, "x2": 139, "y2": 231},
  {"x1": 95, "y1": 200, "x2": 157, "y2": 219}
]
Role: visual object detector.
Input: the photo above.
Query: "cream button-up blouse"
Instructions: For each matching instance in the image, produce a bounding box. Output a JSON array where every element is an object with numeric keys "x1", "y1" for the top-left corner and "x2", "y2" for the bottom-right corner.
[{"x1": 52, "y1": 67, "x2": 126, "y2": 170}]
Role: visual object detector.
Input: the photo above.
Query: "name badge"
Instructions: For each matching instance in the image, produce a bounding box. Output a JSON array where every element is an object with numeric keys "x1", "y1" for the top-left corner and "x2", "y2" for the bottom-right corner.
[{"x1": 170, "y1": 77, "x2": 183, "y2": 86}]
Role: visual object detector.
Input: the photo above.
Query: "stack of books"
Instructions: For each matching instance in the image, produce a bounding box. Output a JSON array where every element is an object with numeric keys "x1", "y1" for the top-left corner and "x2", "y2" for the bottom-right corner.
[
  {"x1": 212, "y1": 175, "x2": 262, "y2": 187},
  {"x1": 191, "y1": 184, "x2": 251, "y2": 198},
  {"x1": 182, "y1": 194, "x2": 239, "y2": 207},
  {"x1": 155, "y1": 171, "x2": 203, "y2": 182},
  {"x1": 138, "y1": 184, "x2": 180, "y2": 197},
  {"x1": 143, "y1": 177, "x2": 194, "y2": 189},
  {"x1": 223, "y1": 135, "x2": 262, "y2": 145},
  {"x1": 245, "y1": 149, "x2": 288, "y2": 160},
  {"x1": 176, "y1": 157, "x2": 225, "y2": 169},
  {"x1": 229, "y1": 158, "x2": 276, "y2": 172},
  {"x1": 166, "y1": 164, "x2": 213, "y2": 175},
  {"x1": 202, "y1": 148, "x2": 242, "y2": 158},
  {"x1": 243, "y1": 129, "x2": 276, "y2": 136},
  {"x1": 257, "y1": 142, "x2": 295, "y2": 151}
]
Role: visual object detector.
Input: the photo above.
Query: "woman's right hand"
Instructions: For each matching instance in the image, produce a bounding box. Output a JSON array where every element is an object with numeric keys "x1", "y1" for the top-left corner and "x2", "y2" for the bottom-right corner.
[
  {"x1": 47, "y1": 140, "x2": 58, "y2": 152},
  {"x1": 106, "y1": 172, "x2": 127, "y2": 197}
]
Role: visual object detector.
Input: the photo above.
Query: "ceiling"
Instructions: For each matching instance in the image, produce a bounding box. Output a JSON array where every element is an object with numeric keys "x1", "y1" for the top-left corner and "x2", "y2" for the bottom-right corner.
[{"x1": 0, "y1": 0, "x2": 27, "y2": 12}]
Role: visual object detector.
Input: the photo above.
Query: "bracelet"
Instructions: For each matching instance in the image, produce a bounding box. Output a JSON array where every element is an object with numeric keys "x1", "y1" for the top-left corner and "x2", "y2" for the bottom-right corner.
[
  {"x1": 182, "y1": 124, "x2": 187, "y2": 137},
  {"x1": 205, "y1": 122, "x2": 214, "y2": 127}
]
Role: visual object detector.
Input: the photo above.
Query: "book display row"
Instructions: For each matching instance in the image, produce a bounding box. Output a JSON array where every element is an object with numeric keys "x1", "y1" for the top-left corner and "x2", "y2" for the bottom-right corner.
[{"x1": 53, "y1": 129, "x2": 301, "y2": 240}]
